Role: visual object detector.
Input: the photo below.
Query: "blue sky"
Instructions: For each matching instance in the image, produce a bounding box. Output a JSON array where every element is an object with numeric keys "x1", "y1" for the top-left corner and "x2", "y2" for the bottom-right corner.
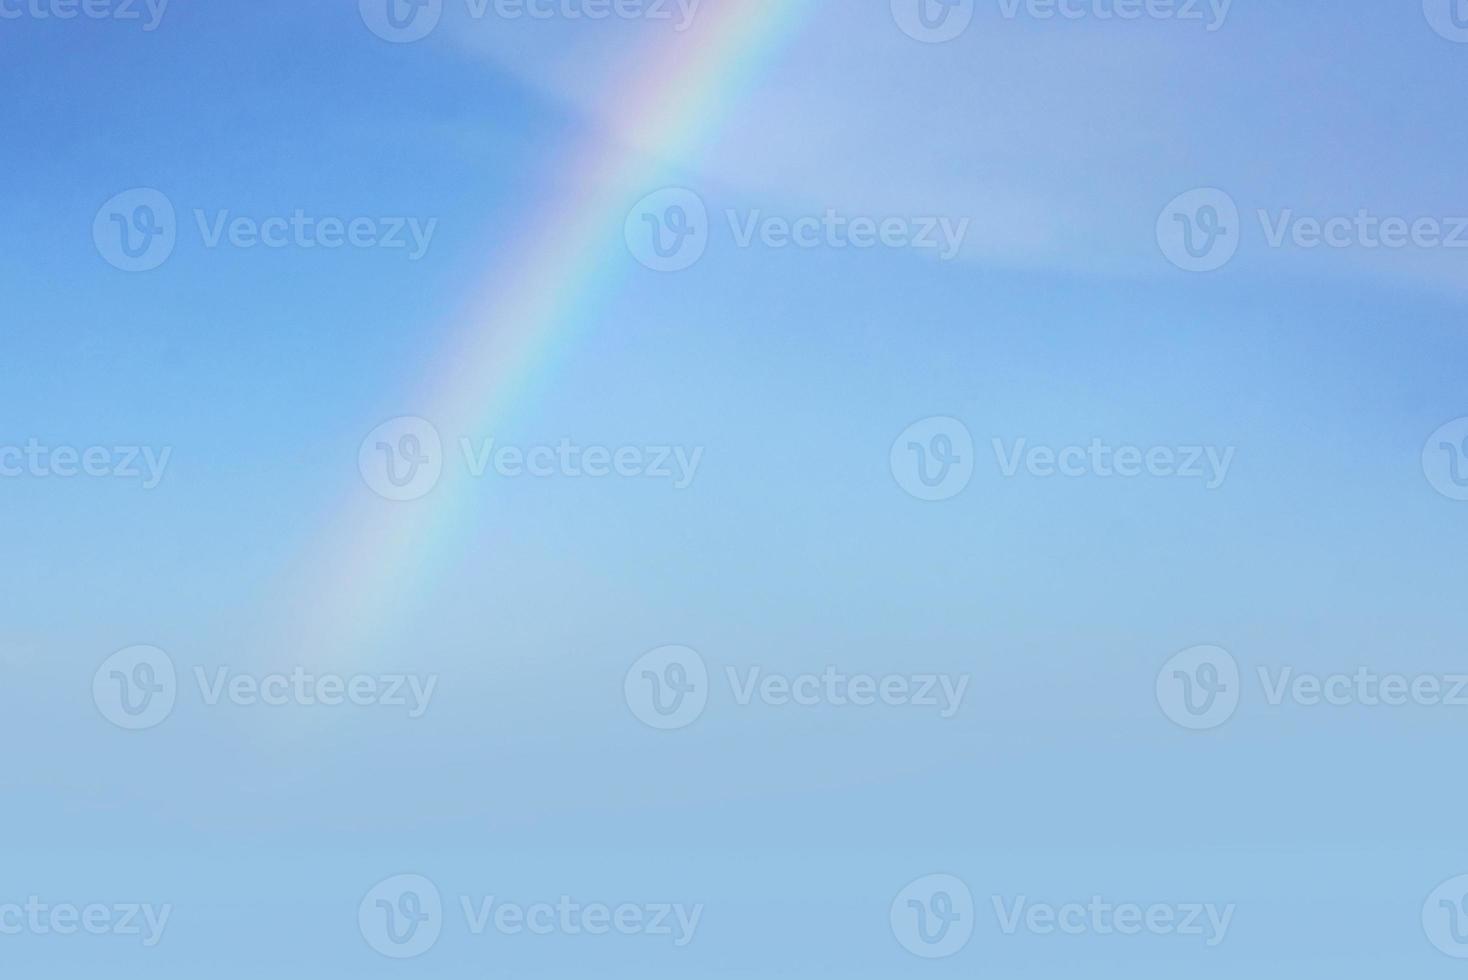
[{"x1": 2, "y1": 0, "x2": 1468, "y2": 976}]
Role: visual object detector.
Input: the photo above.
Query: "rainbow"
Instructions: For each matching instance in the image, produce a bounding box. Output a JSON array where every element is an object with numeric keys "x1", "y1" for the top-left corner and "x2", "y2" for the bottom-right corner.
[{"x1": 290, "y1": 0, "x2": 814, "y2": 658}]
